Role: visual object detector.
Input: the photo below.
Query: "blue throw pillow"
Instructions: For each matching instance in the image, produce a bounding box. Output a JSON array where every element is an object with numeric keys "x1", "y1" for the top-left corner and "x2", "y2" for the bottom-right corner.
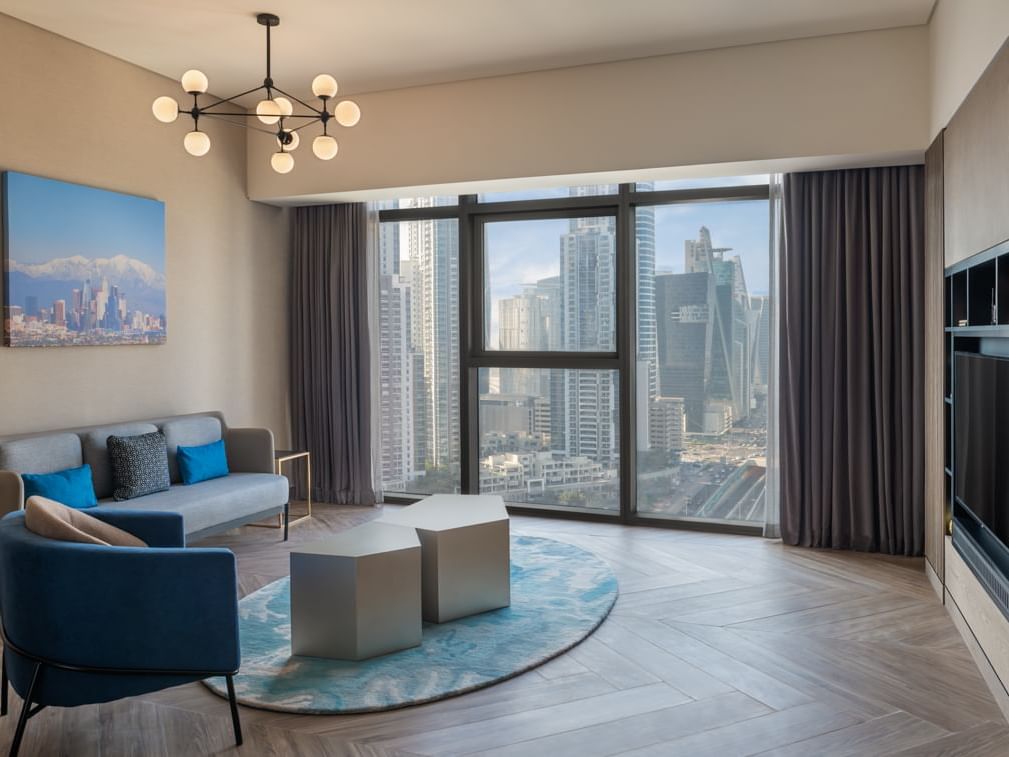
[
  {"x1": 177, "y1": 439, "x2": 229, "y2": 485},
  {"x1": 21, "y1": 464, "x2": 98, "y2": 509}
]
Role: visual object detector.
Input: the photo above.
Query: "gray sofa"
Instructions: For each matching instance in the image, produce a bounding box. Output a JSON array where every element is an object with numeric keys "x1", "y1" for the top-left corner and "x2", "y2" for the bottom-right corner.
[{"x1": 0, "y1": 411, "x2": 290, "y2": 541}]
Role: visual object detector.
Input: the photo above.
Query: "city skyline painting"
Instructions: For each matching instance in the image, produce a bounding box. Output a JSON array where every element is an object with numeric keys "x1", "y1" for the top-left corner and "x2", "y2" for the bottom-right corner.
[{"x1": 2, "y1": 172, "x2": 166, "y2": 347}]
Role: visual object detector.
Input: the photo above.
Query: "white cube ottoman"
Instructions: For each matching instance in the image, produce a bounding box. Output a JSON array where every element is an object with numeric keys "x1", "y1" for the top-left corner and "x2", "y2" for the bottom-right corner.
[
  {"x1": 381, "y1": 494, "x2": 510, "y2": 623},
  {"x1": 290, "y1": 521, "x2": 422, "y2": 660}
]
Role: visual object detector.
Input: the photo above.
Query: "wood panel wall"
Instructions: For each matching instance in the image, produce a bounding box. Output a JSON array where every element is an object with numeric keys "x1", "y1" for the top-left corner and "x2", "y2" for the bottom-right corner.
[
  {"x1": 936, "y1": 32, "x2": 1009, "y2": 713},
  {"x1": 924, "y1": 132, "x2": 945, "y2": 582},
  {"x1": 943, "y1": 36, "x2": 1009, "y2": 265}
]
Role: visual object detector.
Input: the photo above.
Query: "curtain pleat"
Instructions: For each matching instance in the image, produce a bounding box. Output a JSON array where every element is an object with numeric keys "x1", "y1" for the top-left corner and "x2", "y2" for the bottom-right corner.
[
  {"x1": 780, "y1": 167, "x2": 924, "y2": 555},
  {"x1": 289, "y1": 204, "x2": 376, "y2": 505}
]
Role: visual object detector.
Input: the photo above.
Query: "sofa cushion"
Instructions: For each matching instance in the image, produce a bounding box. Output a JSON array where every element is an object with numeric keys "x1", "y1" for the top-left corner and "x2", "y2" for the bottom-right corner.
[
  {"x1": 97, "y1": 473, "x2": 288, "y2": 537},
  {"x1": 21, "y1": 464, "x2": 98, "y2": 509},
  {"x1": 24, "y1": 496, "x2": 147, "y2": 547},
  {"x1": 81, "y1": 423, "x2": 159, "y2": 499},
  {"x1": 162, "y1": 416, "x2": 222, "y2": 483},
  {"x1": 108, "y1": 432, "x2": 171, "y2": 501},
  {"x1": 177, "y1": 440, "x2": 229, "y2": 485},
  {"x1": 0, "y1": 433, "x2": 82, "y2": 475}
]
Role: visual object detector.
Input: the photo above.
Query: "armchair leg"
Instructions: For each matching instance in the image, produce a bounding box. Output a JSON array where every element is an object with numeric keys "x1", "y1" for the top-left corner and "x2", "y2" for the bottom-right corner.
[
  {"x1": 9, "y1": 662, "x2": 40, "y2": 757},
  {"x1": 2, "y1": 652, "x2": 8, "y2": 717},
  {"x1": 225, "y1": 675, "x2": 243, "y2": 747},
  {"x1": 283, "y1": 503, "x2": 289, "y2": 542}
]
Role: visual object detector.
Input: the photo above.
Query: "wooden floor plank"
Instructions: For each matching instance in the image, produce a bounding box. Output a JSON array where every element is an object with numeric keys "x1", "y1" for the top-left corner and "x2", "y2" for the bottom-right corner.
[
  {"x1": 615, "y1": 702, "x2": 863, "y2": 757},
  {"x1": 755, "y1": 710, "x2": 950, "y2": 757},
  {"x1": 474, "y1": 691, "x2": 771, "y2": 757},
  {"x1": 372, "y1": 683, "x2": 690, "y2": 755}
]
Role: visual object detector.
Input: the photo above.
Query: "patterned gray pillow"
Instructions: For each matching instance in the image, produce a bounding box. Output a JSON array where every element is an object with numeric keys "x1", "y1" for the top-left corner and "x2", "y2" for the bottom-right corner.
[{"x1": 107, "y1": 432, "x2": 171, "y2": 501}]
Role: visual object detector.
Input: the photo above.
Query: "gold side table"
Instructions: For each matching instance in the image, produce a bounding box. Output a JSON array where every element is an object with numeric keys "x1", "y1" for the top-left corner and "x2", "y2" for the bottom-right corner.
[{"x1": 274, "y1": 449, "x2": 312, "y2": 528}]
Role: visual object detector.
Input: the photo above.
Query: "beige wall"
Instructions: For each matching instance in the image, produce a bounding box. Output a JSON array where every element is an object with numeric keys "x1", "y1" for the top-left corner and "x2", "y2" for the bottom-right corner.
[
  {"x1": 0, "y1": 14, "x2": 290, "y2": 441},
  {"x1": 248, "y1": 26, "x2": 929, "y2": 203},
  {"x1": 929, "y1": 0, "x2": 1009, "y2": 139}
]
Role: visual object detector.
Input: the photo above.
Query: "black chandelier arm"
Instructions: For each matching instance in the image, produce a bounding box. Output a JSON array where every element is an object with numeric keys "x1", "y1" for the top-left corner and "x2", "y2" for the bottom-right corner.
[
  {"x1": 271, "y1": 85, "x2": 324, "y2": 116},
  {"x1": 288, "y1": 119, "x2": 324, "y2": 134},
  {"x1": 199, "y1": 112, "x2": 279, "y2": 136},
  {"x1": 198, "y1": 85, "x2": 269, "y2": 113},
  {"x1": 193, "y1": 109, "x2": 322, "y2": 121}
]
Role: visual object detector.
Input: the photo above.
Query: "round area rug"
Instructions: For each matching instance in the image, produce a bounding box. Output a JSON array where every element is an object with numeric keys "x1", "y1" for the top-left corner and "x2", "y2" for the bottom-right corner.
[{"x1": 204, "y1": 534, "x2": 618, "y2": 714}]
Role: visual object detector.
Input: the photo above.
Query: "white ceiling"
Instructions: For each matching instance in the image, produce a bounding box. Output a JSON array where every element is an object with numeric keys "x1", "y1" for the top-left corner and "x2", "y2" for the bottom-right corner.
[{"x1": 0, "y1": 0, "x2": 936, "y2": 100}]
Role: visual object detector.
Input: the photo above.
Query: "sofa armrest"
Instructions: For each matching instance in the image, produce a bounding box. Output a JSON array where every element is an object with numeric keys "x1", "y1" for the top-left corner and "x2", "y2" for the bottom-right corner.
[
  {"x1": 0, "y1": 471, "x2": 23, "y2": 516},
  {"x1": 4, "y1": 543, "x2": 239, "y2": 674},
  {"x1": 225, "y1": 427, "x2": 275, "y2": 474},
  {"x1": 88, "y1": 509, "x2": 185, "y2": 548}
]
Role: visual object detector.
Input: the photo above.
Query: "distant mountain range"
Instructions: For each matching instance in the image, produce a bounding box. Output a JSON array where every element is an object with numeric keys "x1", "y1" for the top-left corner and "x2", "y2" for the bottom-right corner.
[
  {"x1": 8, "y1": 254, "x2": 165, "y2": 290},
  {"x1": 6, "y1": 255, "x2": 166, "y2": 317}
]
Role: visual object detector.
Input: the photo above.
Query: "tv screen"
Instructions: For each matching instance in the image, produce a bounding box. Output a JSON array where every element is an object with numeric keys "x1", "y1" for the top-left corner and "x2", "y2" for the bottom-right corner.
[{"x1": 955, "y1": 352, "x2": 1009, "y2": 546}]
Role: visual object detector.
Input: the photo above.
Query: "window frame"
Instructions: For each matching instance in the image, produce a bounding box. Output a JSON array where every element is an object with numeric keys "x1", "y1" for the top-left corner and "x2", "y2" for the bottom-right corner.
[{"x1": 377, "y1": 182, "x2": 772, "y2": 534}]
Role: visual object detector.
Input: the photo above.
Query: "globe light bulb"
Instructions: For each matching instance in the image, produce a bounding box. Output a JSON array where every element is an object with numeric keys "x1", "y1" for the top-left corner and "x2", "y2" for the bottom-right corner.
[
  {"x1": 311, "y1": 74, "x2": 338, "y2": 98},
  {"x1": 277, "y1": 129, "x2": 300, "y2": 151},
  {"x1": 256, "y1": 99, "x2": 282, "y2": 125},
  {"x1": 312, "y1": 135, "x2": 339, "y2": 160},
  {"x1": 271, "y1": 151, "x2": 295, "y2": 174},
  {"x1": 183, "y1": 130, "x2": 211, "y2": 157},
  {"x1": 180, "y1": 69, "x2": 208, "y2": 94},
  {"x1": 274, "y1": 97, "x2": 294, "y2": 117},
  {"x1": 334, "y1": 100, "x2": 361, "y2": 127},
  {"x1": 151, "y1": 96, "x2": 179, "y2": 123}
]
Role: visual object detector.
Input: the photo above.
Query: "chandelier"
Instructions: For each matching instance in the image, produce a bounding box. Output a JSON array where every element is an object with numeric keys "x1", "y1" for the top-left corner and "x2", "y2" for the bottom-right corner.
[{"x1": 150, "y1": 13, "x2": 361, "y2": 174}]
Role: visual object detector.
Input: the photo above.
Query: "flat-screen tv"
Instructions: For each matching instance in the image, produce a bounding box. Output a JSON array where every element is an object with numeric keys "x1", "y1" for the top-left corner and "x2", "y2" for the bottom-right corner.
[{"x1": 955, "y1": 352, "x2": 1009, "y2": 547}]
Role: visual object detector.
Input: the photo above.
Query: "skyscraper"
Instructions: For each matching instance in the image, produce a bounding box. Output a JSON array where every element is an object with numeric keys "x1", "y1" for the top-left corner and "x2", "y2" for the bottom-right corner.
[
  {"x1": 676, "y1": 226, "x2": 755, "y2": 424},
  {"x1": 498, "y1": 277, "x2": 557, "y2": 397},
  {"x1": 749, "y1": 294, "x2": 771, "y2": 395},
  {"x1": 559, "y1": 190, "x2": 618, "y2": 467},
  {"x1": 404, "y1": 204, "x2": 459, "y2": 475},
  {"x1": 378, "y1": 270, "x2": 415, "y2": 490},
  {"x1": 656, "y1": 271, "x2": 715, "y2": 432},
  {"x1": 635, "y1": 186, "x2": 657, "y2": 449}
]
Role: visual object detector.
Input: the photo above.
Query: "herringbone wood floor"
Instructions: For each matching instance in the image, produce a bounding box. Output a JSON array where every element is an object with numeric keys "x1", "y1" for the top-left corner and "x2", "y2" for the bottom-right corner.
[{"x1": 6, "y1": 504, "x2": 1008, "y2": 756}]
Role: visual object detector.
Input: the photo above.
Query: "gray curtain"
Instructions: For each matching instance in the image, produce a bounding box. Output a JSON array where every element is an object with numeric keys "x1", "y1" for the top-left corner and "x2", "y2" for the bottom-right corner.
[
  {"x1": 290, "y1": 203, "x2": 376, "y2": 505},
  {"x1": 780, "y1": 166, "x2": 924, "y2": 555}
]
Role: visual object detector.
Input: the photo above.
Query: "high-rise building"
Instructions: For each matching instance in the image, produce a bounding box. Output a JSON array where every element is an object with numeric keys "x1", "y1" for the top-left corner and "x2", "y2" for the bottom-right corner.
[
  {"x1": 559, "y1": 189, "x2": 618, "y2": 467},
  {"x1": 379, "y1": 221, "x2": 400, "y2": 276},
  {"x1": 378, "y1": 271, "x2": 415, "y2": 491},
  {"x1": 52, "y1": 299, "x2": 66, "y2": 327},
  {"x1": 403, "y1": 203, "x2": 459, "y2": 474},
  {"x1": 749, "y1": 294, "x2": 771, "y2": 394},
  {"x1": 498, "y1": 278, "x2": 558, "y2": 397},
  {"x1": 648, "y1": 397, "x2": 686, "y2": 452},
  {"x1": 676, "y1": 226, "x2": 755, "y2": 424},
  {"x1": 656, "y1": 271, "x2": 715, "y2": 432},
  {"x1": 635, "y1": 186, "x2": 657, "y2": 448}
]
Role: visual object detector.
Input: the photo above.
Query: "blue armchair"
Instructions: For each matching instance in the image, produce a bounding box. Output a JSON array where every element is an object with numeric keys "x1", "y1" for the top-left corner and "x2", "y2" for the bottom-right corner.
[{"x1": 0, "y1": 509, "x2": 243, "y2": 756}]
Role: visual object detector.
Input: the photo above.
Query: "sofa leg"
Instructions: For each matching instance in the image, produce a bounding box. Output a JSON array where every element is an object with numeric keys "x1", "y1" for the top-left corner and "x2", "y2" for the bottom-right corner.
[
  {"x1": 283, "y1": 503, "x2": 289, "y2": 542},
  {"x1": 1, "y1": 652, "x2": 8, "y2": 717},
  {"x1": 9, "y1": 662, "x2": 40, "y2": 757},
  {"x1": 226, "y1": 675, "x2": 243, "y2": 747}
]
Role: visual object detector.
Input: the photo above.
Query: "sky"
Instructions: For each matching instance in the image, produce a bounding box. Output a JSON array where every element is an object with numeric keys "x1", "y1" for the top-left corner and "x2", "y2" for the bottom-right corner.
[{"x1": 4, "y1": 171, "x2": 165, "y2": 270}]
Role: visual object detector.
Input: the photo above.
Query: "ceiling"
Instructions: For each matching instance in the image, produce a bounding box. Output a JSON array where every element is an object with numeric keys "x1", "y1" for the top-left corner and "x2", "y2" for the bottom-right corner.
[{"x1": 0, "y1": 0, "x2": 936, "y2": 100}]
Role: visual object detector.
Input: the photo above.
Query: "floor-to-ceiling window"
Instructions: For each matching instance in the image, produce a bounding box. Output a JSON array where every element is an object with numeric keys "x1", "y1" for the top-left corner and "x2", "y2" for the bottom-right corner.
[
  {"x1": 375, "y1": 178, "x2": 773, "y2": 532},
  {"x1": 376, "y1": 199, "x2": 460, "y2": 495}
]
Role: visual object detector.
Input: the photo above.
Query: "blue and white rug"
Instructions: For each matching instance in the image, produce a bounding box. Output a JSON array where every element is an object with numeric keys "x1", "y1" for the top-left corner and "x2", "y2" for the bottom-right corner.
[{"x1": 204, "y1": 534, "x2": 617, "y2": 714}]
